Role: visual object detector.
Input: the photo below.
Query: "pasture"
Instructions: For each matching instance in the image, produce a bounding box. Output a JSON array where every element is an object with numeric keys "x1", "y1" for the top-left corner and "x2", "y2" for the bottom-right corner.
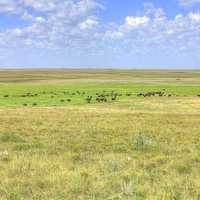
[{"x1": 0, "y1": 69, "x2": 200, "y2": 200}]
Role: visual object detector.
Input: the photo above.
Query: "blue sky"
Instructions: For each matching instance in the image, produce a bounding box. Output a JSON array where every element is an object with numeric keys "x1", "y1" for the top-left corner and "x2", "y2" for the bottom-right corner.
[{"x1": 0, "y1": 0, "x2": 200, "y2": 68}]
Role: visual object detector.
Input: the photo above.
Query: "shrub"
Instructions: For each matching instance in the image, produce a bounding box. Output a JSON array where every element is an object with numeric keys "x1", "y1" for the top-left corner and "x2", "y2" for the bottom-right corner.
[{"x1": 133, "y1": 133, "x2": 153, "y2": 151}]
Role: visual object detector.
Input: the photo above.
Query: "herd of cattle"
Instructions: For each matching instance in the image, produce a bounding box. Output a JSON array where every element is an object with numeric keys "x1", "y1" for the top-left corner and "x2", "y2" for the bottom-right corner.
[
  {"x1": 137, "y1": 91, "x2": 172, "y2": 97},
  {"x1": 1, "y1": 90, "x2": 200, "y2": 106}
]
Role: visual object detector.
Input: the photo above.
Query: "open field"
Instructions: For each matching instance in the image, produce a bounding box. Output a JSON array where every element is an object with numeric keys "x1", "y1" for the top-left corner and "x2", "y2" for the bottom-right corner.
[{"x1": 0, "y1": 70, "x2": 200, "y2": 200}]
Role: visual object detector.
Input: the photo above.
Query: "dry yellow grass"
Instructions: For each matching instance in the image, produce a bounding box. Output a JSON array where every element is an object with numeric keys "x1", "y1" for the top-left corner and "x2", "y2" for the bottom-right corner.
[{"x1": 0, "y1": 96, "x2": 200, "y2": 199}]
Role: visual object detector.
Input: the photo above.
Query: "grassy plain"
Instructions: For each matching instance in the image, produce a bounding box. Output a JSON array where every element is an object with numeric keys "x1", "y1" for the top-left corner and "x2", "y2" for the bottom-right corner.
[{"x1": 0, "y1": 69, "x2": 200, "y2": 200}]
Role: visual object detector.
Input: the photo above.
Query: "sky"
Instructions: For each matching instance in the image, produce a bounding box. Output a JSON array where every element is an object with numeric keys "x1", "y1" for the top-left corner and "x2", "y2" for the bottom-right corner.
[{"x1": 0, "y1": 0, "x2": 200, "y2": 69}]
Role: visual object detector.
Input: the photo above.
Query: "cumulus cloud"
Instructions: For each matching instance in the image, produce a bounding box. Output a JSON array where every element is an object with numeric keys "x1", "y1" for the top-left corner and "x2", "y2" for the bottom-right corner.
[
  {"x1": 23, "y1": 0, "x2": 57, "y2": 12},
  {"x1": 125, "y1": 16, "x2": 150, "y2": 28},
  {"x1": 0, "y1": 0, "x2": 200, "y2": 62},
  {"x1": 0, "y1": 0, "x2": 20, "y2": 14},
  {"x1": 104, "y1": 15, "x2": 150, "y2": 40},
  {"x1": 179, "y1": 0, "x2": 200, "y2": 6},
  {"x1": 104, "y1": 5, "x2": 200, "y2": 57},
  {"x1": 189, "y1": 12, "x2": 200, "y2": 22},
  {"x1": 79, "y1": 17, "x2": 99, "y2": 30},
  {"x1": 0, "y1": 0, "x2": 102, "y2": 51}
]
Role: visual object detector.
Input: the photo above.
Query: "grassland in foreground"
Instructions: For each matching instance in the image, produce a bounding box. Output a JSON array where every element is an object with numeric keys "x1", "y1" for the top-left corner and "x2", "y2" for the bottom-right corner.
[{"x1": 0, "y1": 69, "x2": 200, "y2": 200}]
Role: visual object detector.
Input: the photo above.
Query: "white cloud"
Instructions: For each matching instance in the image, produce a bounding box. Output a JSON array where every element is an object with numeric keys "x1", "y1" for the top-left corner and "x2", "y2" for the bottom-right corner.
[
  {"x1": 0, "y1": 0, "x2": 19, "y2": 14},
  {"x1": 104, "y1": 6, "x2": 200, "y2": 56},
  {"x1": 104, "y1": 31, "x2": 124, "y2": 40},
  {"x1": 179, "y1": 0, "x2": 200, "y2": 6},
  {"x1": 79, "y1": 17, "x2": 98, "y2": 30},
  {"x1": 125, "y1": 16, "x2": 150, "y2": 28},
  {"x1": 0, "y1": 0, "x2": 102, "y2": 50},
  {"x1": 189, "y1": 12, "x2": 200, "y2": 22},
  {"x1": 104, "y1": 15, "x2": 150, "y2": 40},
  {"x1": 23, "y1": 0, "x2": 57, "y2": 12},
  {"x1": 0, "y1": 1, "x2": 200, "y2": 61},
  {"x1": 35, "y1": 17, "x2": 46, "y2": 23}
]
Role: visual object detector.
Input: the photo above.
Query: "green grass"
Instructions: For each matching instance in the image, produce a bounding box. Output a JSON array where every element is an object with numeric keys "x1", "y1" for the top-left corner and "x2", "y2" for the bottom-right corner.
[
  {"x1": 0, "y1": 70, "x2": 200, "y2": 199},
  {"x1": 0, "y1": 82, "x2": 200, "y2": 107}
]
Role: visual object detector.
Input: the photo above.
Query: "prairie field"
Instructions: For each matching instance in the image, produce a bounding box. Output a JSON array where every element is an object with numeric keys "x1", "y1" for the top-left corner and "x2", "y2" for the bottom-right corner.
[{"x1": 0, "y1": 69, "x2": 200, "y2": 200}]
